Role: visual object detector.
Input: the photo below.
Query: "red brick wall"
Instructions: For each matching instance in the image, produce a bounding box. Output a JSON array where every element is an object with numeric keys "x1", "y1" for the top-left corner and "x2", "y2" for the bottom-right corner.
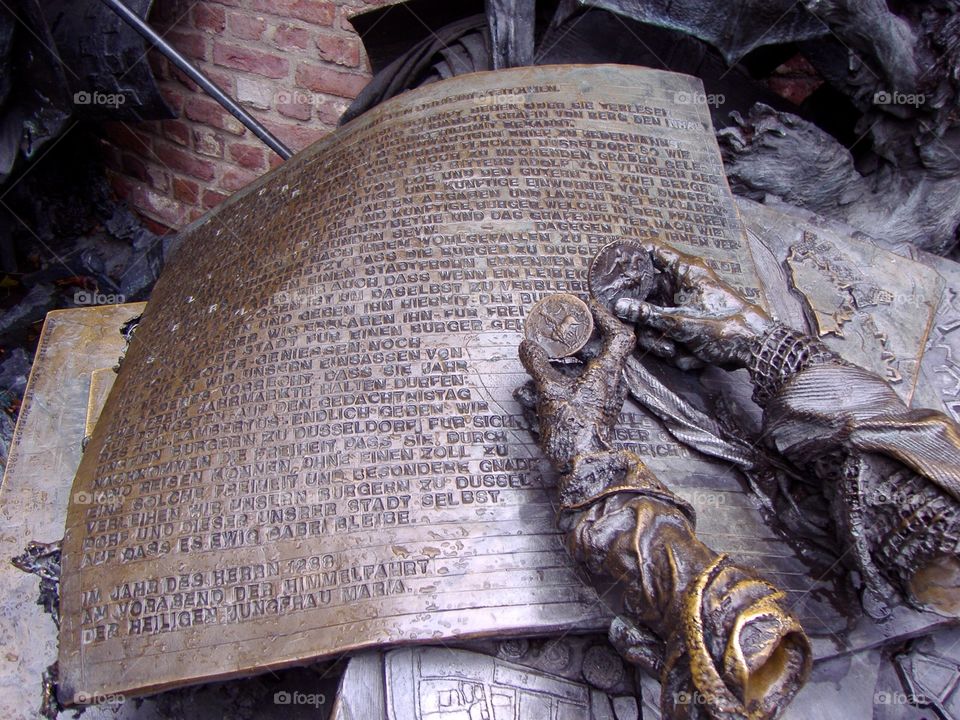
[{"x1": 100, "y1": 0, "x2": 392, "y2": 232}]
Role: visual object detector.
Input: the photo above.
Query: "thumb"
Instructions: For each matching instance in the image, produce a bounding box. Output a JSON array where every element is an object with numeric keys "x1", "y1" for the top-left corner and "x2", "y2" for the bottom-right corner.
[
  {"x1": 614, "y1": 297, "x2": 646, "y2": 323},
  {"x1": 633, "y1": 302, "x2": 705, "y2": 340}
]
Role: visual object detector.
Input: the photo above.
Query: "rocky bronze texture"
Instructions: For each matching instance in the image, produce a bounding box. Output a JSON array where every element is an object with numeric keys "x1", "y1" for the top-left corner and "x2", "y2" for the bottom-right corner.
[{"x1": 517, "y1": 281, "x2": 812, "y2": 719}]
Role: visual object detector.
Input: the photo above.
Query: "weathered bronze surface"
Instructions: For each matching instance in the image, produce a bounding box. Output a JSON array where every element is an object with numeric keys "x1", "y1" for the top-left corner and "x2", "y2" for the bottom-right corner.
[
  {"x1": 334, "y1": 646, "x2": 639, "y2": 719},
  {"x1": 606, "y1": 233, "x2": 960, "y2": 655},
  {"x1": 912, "y1": 249, "x2": 960, "y2": 424},
  {"x1": 588, "y1": 239, "x2": 655, "y2": 311},
  {"x1": 524, "y1": 294, "x2": 594, "y2": 358},
  {"x1": 518, "y1": 267, "x2": 811, "y2": 718},
  {"x1": 0, "y1": 304, "x2": 145, "y2": 718},
  {"x1": 740, "y1": 200, "x2": 944, "y2": 404},
  {"x1": 85, "y1": 367, "x2": 118, "y2": 442},
  {"x1": 58, "y1": 65, "x2": 788, "y2": 702}
]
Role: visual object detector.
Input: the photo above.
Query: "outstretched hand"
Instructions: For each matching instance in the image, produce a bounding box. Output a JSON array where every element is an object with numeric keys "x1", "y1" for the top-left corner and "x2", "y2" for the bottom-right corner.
[
  {"x1": 613, "y1": 242, "x2": 773, "y2": 369},
  {"x1": 518, "y1": 299, "x2": 635, "y2": 472}
]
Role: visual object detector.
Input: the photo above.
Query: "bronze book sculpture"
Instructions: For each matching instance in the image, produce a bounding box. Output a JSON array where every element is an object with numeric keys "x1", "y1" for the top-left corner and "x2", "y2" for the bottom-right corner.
[{"x1": 44, "y1": 64, "x2": 960, "y2": 719}]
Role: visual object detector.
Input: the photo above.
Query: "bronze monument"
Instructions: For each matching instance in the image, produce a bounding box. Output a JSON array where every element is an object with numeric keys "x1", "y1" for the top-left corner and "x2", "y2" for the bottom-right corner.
[{"x1": 10, "y1": 62, "x2": 952, "y2": 720}]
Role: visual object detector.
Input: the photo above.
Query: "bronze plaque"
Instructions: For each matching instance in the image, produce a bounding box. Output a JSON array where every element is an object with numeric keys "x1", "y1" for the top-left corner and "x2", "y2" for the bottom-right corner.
[
  {"x1": 60, "y1": 65, "x2": 780, "y2": 701},
  {"x1": 0, "y1": 304, "x2": 145, "y2": 718},
  {"x1": 911, "y1": 249, "x2": 960, "y2": 422},
  {"x1": 740, "y1": 200, "x2": 944, "y2": 405}
]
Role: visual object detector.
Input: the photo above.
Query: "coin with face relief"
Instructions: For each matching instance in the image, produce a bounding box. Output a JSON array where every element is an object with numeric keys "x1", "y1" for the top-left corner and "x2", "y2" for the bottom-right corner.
[
  {"x1": 589, "y1": 239, "x2": 655, "y2": 310},
  {"x1": 524, "y1": 293, "x2": 594, "y2": 358}
]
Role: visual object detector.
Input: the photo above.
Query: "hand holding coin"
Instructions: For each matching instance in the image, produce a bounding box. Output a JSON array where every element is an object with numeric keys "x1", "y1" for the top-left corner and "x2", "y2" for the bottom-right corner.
[{"x1": 523, "y1": 294, "x2": 595, "y2": 359}]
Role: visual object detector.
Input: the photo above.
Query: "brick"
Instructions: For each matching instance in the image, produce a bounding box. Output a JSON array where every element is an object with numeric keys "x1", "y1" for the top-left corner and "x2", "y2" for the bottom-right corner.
[
  {"x1": 162, "y1": 119, "x2": 191, "y2": 147},
  {"x1": 252, "y1": 0, "x2": 335, "y2": 26},
  {"x1": 316, "y1": 34, "x2": 359, "y2": 67},
  {"x1": 202, "y1": 189, "x2": 230, "y2": 210},
  {"x1": 133, "y1": 183, "x2": 189, "y2": 227},
  {"x1": 219, "y1": 166, "x2": 259, "y2": 192},
  {"x1": 184, "y1": 95, "x2": 246, "y2": 135},
  {"x1": 206, "y1": 68, "x2": 238, "y2": 95},
  {"x1": 228, "y1": 142, "x2": 268, "y2": 171},
  {"x1": 193, "y1": 127, "x2": 225, "y2": 158},
  {"x1": 263, "y1": 119, "x2": 328, "y2": 151},
  {"x1": 290, "y1": 0, "x2": 335, "y2": 26},
  {"x1": 159, "y1": 85, "x2": 184, "y2": 114},
  {"x1": 315, "y1": 97, "x2": 349, "y2": 125},
  {"x1": 228, "y1": 12, "x2": 267, "y2": 40},
  {"x1": 146, "y1": 165, "x2": 171, "y2": 195},
  {"x1": 274, "y1": 23, "x2": 310, "y2": 49},
  {"x1": 122, "y1": 154, "x2": 170, "y2": 196},
  {"x1": 152, "y1": 140, "x2": 217, "y2": 181},
  {"x1": 122, "y1": 152, "x2": 149, "y2": 182},
  {"x1": 277, "y1": 92, "x2": 312, "y2": 120},
  {"x1": 107, "y1": 171, "x2": 135, "y2": 201},
  {"x1": 171, "y1": 66, "x2": 201, "y2": 93},
  {"x1": 193, "y1": 4, "x2": 226, "y2": 32},
  {"x1": 295, "y1": 62, "x2": 367, "y2": 98},
  {"x1": 213, "y1": 42, "x2": 289, "y2": 79},
  {"x1": 148, "y1": 50, "x2": 168, "y2": 81},
  {"x1": 106, "y1": 123, "x2": 152, "y2": 153},
  {"x1": 168, "y1": 30, "x2": 207, "y2": 61},
  {"x1": 173, "y1": 177, "x2": 200, "y2": 205},
  {"x1": 174, "y1": 69, "x2": 235, "y2": 107},
  {"x1": 236, "y1": 76, "x2": 273, "y2": 110}
]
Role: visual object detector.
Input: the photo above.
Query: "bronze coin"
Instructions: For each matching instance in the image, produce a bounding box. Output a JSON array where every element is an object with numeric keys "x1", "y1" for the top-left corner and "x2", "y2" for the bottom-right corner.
[
  {"x1": 589, "y1": 239, "x2": 655, "y2": 310},
  {"x1": 524, "y1": 294, "x2": 594, "y2": 358}
]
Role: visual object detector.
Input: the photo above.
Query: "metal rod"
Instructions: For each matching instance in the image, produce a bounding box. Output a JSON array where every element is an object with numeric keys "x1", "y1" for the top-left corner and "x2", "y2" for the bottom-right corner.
[{"x1": 99, "y1": 0, "x2": 293, "y2": 160}]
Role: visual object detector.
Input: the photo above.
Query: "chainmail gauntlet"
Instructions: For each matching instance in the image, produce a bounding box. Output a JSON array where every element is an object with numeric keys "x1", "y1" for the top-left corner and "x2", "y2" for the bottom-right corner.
[{"x1": 747, "y1": 323, "x2": 841, "y2": 406}]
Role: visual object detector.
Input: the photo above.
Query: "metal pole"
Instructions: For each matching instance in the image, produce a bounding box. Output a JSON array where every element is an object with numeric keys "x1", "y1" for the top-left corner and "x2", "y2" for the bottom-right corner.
[{"x1": 99, "y1": 0, "x2": 293, "y2": 160}]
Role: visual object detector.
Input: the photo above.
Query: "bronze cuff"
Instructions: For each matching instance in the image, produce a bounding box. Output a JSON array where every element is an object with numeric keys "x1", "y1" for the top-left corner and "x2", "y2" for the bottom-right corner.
[
  {"x1": 746, "y1": 323, "x2": 839, "y2": 406},
  {"x1": 558, "y1": 449, "x2": 697, "y2": 524}
]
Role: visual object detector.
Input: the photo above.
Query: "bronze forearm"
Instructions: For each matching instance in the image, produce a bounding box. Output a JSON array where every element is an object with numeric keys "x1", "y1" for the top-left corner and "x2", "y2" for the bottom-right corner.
[
  {"x1": 558, "y1": 451, "x2": 811, "y2": 720},
  {"x1": 518, "y1": 295, "x2": 812, "y2": 718}
]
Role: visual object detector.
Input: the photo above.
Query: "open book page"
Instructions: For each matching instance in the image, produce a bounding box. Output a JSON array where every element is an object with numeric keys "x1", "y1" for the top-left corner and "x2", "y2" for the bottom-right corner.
[{"x1": 60, "y1": 64, "x2": 786, "y2": 700}]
